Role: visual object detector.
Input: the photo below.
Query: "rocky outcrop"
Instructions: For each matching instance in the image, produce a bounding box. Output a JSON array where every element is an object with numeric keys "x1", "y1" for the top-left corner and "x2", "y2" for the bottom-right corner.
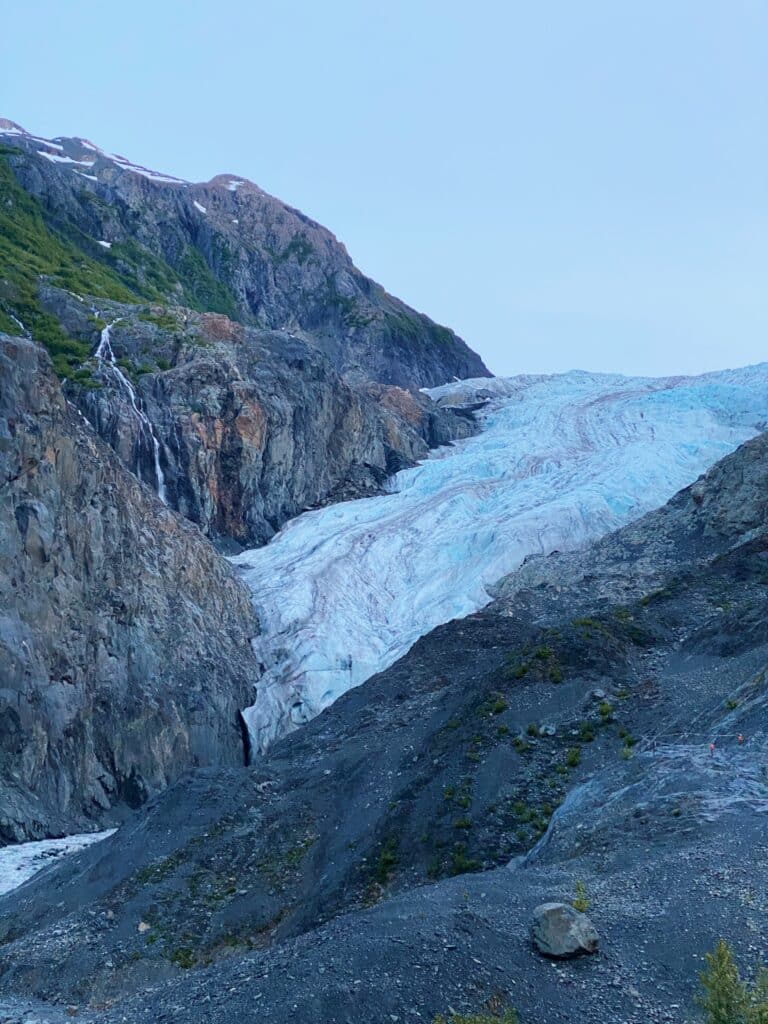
[
  {"x1": 0, "y1": 120, "x2": 490, "y2": 388},
  {"x1": 38, "y1": 291, "x2": 476, "y2": 548},
  {"x1": 0, "y1": 335, "x2": 261, "y2": 841},
  {"x1": 493, "y1": 429, "x2": 768, "y2": 621}
]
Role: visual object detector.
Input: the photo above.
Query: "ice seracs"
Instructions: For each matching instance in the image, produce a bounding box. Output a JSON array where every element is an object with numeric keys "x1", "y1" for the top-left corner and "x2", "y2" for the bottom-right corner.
[{"x1": 232, "y1": 364, "x2": 768, "y2": 754}]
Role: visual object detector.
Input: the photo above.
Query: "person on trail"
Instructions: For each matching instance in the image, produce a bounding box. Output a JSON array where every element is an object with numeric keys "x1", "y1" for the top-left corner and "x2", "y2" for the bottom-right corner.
[
  {"x1": 709, "y1": 741, "x2": 716, "y2": 757},
  {"x1": 738, "y1": 734, "x2": 744, "y2": 745}
]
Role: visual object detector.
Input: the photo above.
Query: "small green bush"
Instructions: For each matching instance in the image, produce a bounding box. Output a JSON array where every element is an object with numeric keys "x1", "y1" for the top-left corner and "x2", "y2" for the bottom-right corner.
[
  {"x1": 697, "y1": 939, "x2": 747, "y2": 1023},
  {"x1": 170, "y1": 947, "x2": 196, "y2": 969},
  {"x1": 565, "y1": 747, "x2": 581, "y2": 768},
  {"x1": 375, "y1": 838, "x2": 398, "y2": 884},
  {"x1": 572, "y1": 880, "x2": 590, "y2": 913},
  {"x1": 450, "y1": 843, "x2": 479, "y2": 875}
]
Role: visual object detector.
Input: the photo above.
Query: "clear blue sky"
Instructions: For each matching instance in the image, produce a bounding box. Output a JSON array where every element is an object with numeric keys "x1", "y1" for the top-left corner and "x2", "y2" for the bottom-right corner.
[{"x1": 2, "y1": 1, "x2": 766, "y2": 377}]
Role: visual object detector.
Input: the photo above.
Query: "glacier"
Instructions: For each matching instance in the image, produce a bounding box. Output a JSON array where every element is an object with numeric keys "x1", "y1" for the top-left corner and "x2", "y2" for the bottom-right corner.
[{"x1": 231, "y1": 365, "x2": 768, "y2": 753}]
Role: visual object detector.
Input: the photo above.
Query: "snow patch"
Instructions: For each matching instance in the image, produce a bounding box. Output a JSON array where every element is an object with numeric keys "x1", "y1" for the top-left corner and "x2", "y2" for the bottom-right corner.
[
  {"x1": 232, "y1": 364, "x2": 768, "y2": 753},
  {"x1": 97, "y1": 240, "x2": 112, "y2": 249},
  {"x1": 193, "y1": 200, "x2": 207, "y2": 214},
  {"x1": 37, "y1": 150, "x2": 94, "y2": 166},
  {"x1": 77, "y1": 172, "x2": 99, "y2": 182},
  {"x1": 0, "y1": 831, "x2": 115, "y2": 896},
  {"x1": 227, "y1": 179, "x2": 245, "y2": 191},
  {"x1": 31, "y1": 136, "x2": 63, "y2": 150},
  {"x1": 110, "y1": 153, "x2": 188, "y2": 185}
]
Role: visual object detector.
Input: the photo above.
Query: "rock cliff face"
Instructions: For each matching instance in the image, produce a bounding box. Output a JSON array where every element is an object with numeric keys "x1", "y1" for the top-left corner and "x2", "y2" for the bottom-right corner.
[
  {"x1": 0, "y1": 119, "x2": 490, "y2": 389},
  {"x1": 0, "y1": 335, "x2": 261, "y2": 842},
  {"x1": 34, "y1": 287, "x2": 475, "y2": 548},
  {"x1": 78, "y1": 299, "x2": 473, "y2": 552}
]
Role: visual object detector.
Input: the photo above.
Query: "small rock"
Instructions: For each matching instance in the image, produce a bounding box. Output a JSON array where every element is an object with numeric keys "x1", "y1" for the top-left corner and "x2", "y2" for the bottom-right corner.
[{"x1": 531, "y1": 903, "x2": 599, "y2": 958}]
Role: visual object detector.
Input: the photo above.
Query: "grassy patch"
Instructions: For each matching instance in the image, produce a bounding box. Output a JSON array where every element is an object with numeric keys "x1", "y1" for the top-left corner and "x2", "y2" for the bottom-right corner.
[
  {"x1": 0, "y1": 148, "x2": 137, "y2": 375},
  {"x1": 374, "y1": 837, "x2": 398, "y2": 885},
  {"x1": 177, "y1": 245, "x2": 238, "y2": 317},
  {"x1": 434, "y1": 1012, "x2": 518, "y2": 1024},
  {"x1": 565, "y1": 746, "x2": 581, "y2": 768}
]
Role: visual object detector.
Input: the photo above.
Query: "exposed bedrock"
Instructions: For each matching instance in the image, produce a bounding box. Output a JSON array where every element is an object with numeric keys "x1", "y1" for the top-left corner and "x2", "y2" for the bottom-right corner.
[{"x1": 0, "y1": 335, "x2": 261, "y2": 841}]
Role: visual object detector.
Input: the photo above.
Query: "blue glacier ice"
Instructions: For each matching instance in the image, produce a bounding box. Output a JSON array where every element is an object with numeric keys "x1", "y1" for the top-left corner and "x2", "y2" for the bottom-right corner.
[{"x1": 231, "y1": 365, "x2": 768, "y2": 751}]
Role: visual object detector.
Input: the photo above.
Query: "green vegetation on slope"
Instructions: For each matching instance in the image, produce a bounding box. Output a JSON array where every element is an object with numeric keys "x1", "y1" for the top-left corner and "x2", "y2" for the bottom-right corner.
[
  {"x1": 698, "y1": 939, "x2": 768, "y2": 1024},
  {"x1": 177, "y1": 244, "x2": 238, "y2": 318},
  {"x1": 0, "y1": 148, "x2": 137, "y2": 376},
  {"x1": 0, "y1": 148, "x2": 240, "y2": 376}
]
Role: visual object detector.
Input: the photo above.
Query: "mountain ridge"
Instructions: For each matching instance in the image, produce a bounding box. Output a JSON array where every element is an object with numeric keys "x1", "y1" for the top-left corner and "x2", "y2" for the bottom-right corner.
[{"x1": 0, "y1": 117, "x2": 490, "y2": 389}]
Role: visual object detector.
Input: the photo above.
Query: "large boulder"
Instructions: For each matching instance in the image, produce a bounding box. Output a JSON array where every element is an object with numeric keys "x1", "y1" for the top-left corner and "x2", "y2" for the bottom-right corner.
[{"x1": 531, "y1": 902, "x2": 599, "y2": 958}]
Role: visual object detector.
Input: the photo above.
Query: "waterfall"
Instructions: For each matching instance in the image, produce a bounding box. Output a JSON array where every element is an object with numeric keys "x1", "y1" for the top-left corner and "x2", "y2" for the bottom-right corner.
[{"x1": 94, "y1": 320, "x2": 167, "y2": 503}]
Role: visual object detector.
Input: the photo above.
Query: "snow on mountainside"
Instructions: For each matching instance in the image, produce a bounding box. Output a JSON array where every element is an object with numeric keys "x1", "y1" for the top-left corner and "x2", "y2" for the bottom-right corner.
[{"x1": 232, "y1": 364, "x2": 768, "y2": 752}]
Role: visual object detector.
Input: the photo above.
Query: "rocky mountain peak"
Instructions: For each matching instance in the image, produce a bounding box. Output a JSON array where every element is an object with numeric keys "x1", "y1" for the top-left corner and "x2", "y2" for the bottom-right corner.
[{"x1": 0, "y1": 116, "x2": 490, "y2": 388}]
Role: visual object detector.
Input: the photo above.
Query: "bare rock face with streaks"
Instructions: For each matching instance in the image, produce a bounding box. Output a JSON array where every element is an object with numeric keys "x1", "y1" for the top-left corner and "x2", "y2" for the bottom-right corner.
[
  {"x1": 0, "y1": 335, "x2": 261, "y2": 841},
  {"x1": 40, "y1": 289, "x2": 475, "y2": 548}
]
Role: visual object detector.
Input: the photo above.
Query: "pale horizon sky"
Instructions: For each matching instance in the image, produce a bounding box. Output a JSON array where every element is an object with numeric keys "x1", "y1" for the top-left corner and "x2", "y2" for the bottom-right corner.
[{"x1": 2, "y1": 1, "x2": 766, "y2": 378}]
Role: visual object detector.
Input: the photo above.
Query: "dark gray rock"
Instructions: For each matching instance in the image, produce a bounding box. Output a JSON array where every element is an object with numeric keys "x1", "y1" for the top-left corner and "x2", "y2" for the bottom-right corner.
[
  {"x1": 52, "y1": 296, "x2": 475, "y2": 547},
  {"x1": 531, "y1": 902, "x2": 598, "y2": 957},
  {"x1": 0, "y1": 335, "x2": 261, "y2": 840}
]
